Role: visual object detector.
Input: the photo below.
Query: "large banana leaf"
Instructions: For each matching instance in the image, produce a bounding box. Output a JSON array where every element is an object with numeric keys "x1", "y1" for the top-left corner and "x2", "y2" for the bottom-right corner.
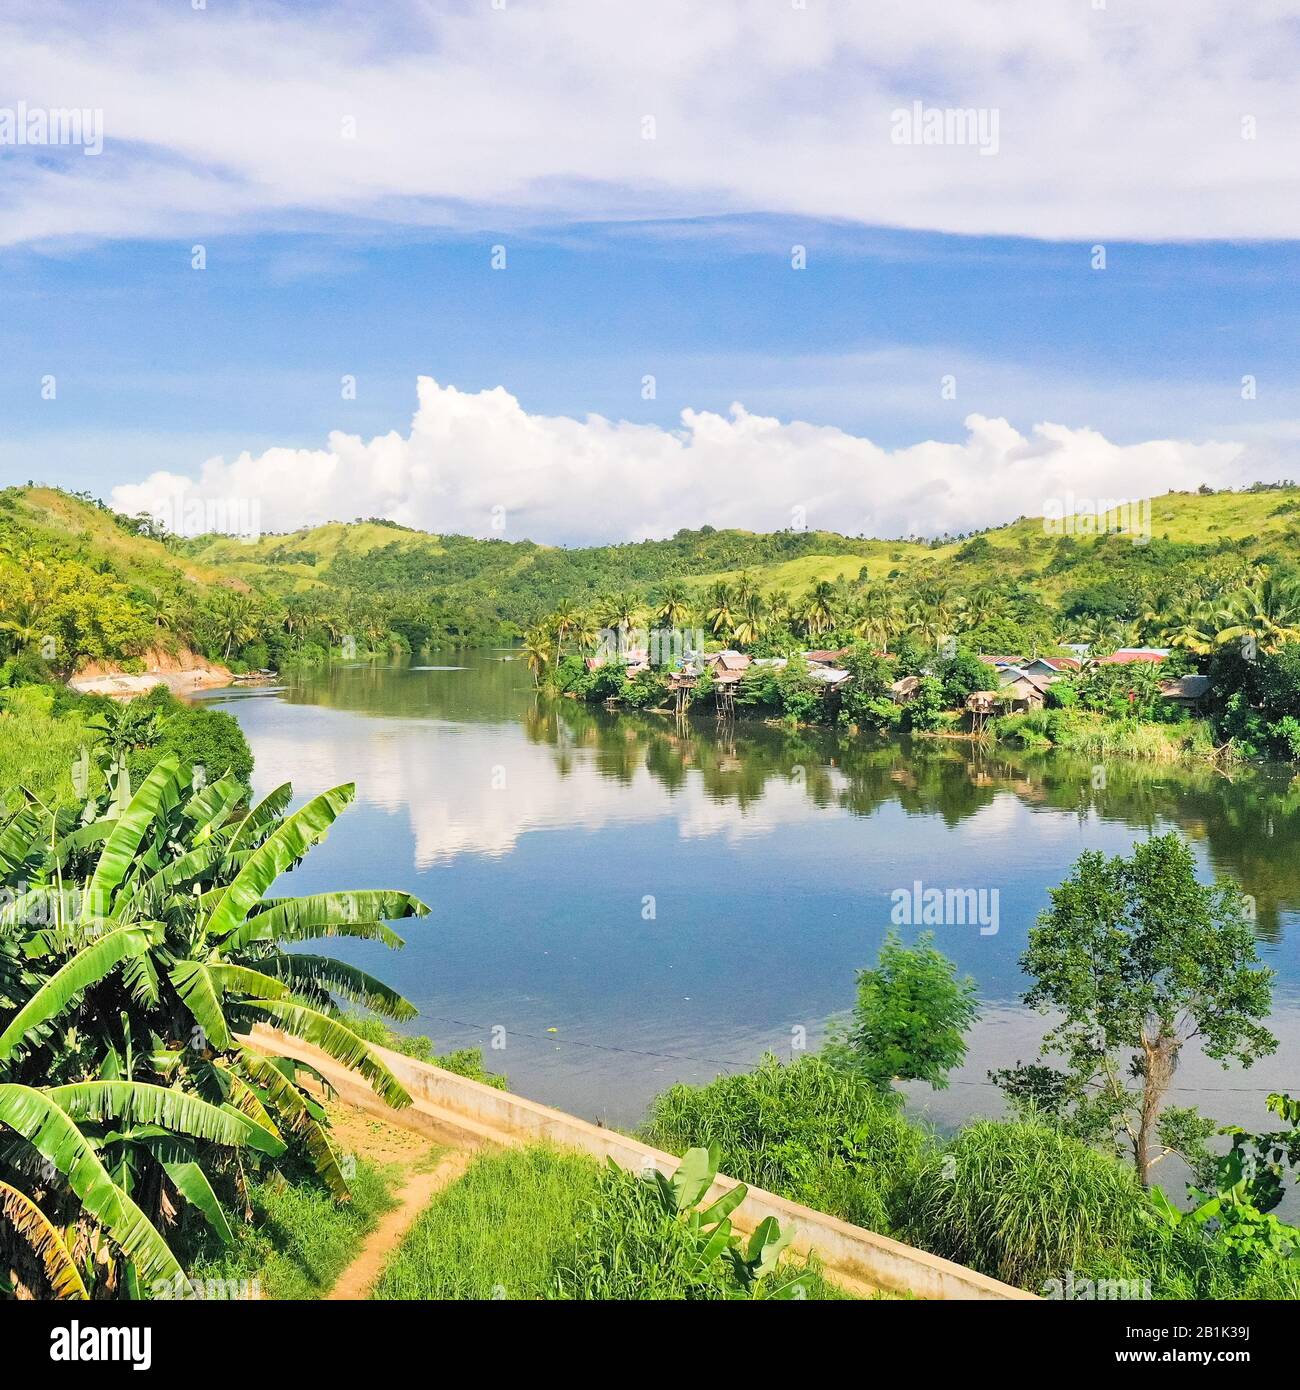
[
  {"x1": 204, "y1": 785, "x2": 356, "y2": 939},
  {"x1": 262, "y1": 955, "x2": 417, "y2": 1020},
  {"x1": 168, "y1": 961, "x2": 232, "y2": 1050},
  {"x1": 207, "y1": 963, "x2": 291, "y2": 1001},
  {"x1": 207, "y1": 1060, "x2": 282, "y2": 1142},
  {"x1": 182, "y1": 774, "x2": 244, "y2": 839},
  {"x1": 224, "y1": 783, "x2": 293, "y2": 856},
  {"x1": 0, "y1": 925, "x2": 160, "y2": 1061},
  {"x1": 163, "y1": 1155, "x2": 234, "y2": 1243},
  {"x1": 80, "y1": 757, "x2": 184, "y2": 920},
  {"x1": 0, "y1": 808, "x2": 40, "y2": 880},
  {"x1": 0, "y1": 1179, "x2": 89, "y2": 1299},
  {"x1": 246, "y1": 1000, "x2": 411, "y2": 1109},
  {"x1": 46, "y1": 1080, "x2": 285, "y2": 1155},
  {"x1": 234, "y1": 1049, "x2": 351, "y2": 1198},
  {"x1": 0, "y1": 1084, "x2": 184, "y2": 1290},
  {"x1": 0, "y1": 887, "x2": 82, "y2": 936},
  {"x1": 223, "y1": 889, "x2": 427, "y2": 952}
]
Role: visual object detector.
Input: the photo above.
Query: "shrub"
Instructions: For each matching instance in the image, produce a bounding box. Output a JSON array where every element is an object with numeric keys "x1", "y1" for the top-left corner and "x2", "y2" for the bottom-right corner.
[
  {"x1": 903, "y1": 675, "x2": 946, "y2": 732},
  {"x1": 553, "y1": 1155, "x2": 831, "y2": 1300},
  {"x1": 643, "y1": 1054, "x2": 928, "y2": 1233},
  {"x1": 824, "y1": 931, "x2": 978, "y2": 1093},
  {"x1": 900, "y1": 1120, "x2": 1149, "y2": 1288},
  {"x1": 128, "y1": 697, "x2": 254, "y2": 784}
]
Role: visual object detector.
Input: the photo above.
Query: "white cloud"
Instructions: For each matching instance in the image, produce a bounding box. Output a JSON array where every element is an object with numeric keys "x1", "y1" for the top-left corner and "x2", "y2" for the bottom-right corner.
[
  {"x1": 110, "y1": 376, "x2": 1250, "y2": 545},
  {"x1": 1, "y1": 0, "x2": 1299, "y2": 243}
]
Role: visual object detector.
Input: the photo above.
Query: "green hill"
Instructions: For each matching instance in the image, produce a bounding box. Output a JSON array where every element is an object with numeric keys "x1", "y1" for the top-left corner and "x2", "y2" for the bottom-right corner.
[{"x1": 5, "y1": 482, "x2": 1300, "y2": 676}]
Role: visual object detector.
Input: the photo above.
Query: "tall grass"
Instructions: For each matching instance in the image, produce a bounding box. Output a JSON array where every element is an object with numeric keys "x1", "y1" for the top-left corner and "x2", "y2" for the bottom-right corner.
[
  {"x1": 552, "y1": 1160, "x2": 851, "y2": 1300},
  {"x1": 188, "y1": 1159, "x2": 397, "y2": 1300},
  {"x1": 0, "y1": 685, "x2": 96, "y2": 809},
  {"x1": 373, "y1": 1143, "x2": 852, "y2": 1301},
  {"x1": 994, "y1": 708, "x2": 1216, "y2": 762},
  {"x1": 642, "y1": 1053, "x2": 928, "y2": 1233},
  {"x1": 372, "y1": 1146, "x2": 603, "y2": 1300},
  {"x1": 899, "y1": 1120, "x2": 1149, "y2": 1289}
]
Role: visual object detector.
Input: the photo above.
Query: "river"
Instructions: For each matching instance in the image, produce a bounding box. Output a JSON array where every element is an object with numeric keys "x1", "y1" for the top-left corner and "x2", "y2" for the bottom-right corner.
[{"x1": 200, "y1": 650, "x2": 1300, "y2": 1147}]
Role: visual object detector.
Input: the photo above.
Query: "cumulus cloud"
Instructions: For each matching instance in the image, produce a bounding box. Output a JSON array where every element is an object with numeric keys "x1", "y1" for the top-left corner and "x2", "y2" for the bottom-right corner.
[
  {"x1": 2, "y1": 0, "x2": 1299, "y2": 243},
  {"x1": 110, "y1": 377, "x2": 1249, "y2": 546}
]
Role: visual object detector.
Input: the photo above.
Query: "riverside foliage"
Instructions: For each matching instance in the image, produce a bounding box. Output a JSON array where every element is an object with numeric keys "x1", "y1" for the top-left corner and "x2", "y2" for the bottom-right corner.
[{"x1": 0, "y1": 752, "x2": 429, "y2": 1299}]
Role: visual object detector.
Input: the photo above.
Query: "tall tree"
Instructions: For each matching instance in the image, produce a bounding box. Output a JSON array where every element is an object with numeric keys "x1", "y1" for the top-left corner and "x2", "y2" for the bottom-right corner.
[{"x1": 995, "y1": 834, "x2": 1276, "y2": 1186}]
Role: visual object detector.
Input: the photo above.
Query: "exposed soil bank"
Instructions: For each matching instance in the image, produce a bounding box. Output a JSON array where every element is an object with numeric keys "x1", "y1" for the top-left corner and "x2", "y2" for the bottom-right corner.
[{"x1": 69, "y1": 645, "x2": 232, "y2": 697}]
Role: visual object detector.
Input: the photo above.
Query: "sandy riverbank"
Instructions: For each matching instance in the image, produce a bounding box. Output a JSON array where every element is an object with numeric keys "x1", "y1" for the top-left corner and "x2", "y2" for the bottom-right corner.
[{"x1": 69, "y1": 648, "x2": 233, "y2": 698}]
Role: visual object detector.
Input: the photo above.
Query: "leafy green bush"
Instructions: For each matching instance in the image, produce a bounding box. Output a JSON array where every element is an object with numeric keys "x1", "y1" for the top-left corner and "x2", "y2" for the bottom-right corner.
[
  {"x1": 823, "y1": 931, "x2": 978, "y2": 1093},
  {"x1": 127, "y1": 687, "x2": 253, "y2": 784},
  {"x1": 899, "y1": 1120, "x2": 1149, "y2": 1288},
  {"x1": 554, "y1": 1145, "x2": 823, "y2": 1300},
  {"x1": 643, "y1": 1054, "x2": 928, "y2": 1233},
  {"x1": 902, "y1": 675, "x2": 946, "y2": 732}
]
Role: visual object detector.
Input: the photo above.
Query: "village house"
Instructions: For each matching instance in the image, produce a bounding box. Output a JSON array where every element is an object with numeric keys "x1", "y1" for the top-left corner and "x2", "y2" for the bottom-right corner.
[
  {"x1": 1094, "y1": 647, "x2": 1170, "y2": 665},
  {"x1": 1159, "y1": 673, "x2": 1213, "y2": 711}
]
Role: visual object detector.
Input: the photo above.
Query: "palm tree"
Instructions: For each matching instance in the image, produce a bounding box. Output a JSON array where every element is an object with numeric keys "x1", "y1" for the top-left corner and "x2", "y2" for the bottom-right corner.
[
  {"x1": 731, "y1": 572, "x2": 759, "y2": 607},
  {"x1": 1214, "y1": 576, "x2": 1300, "y2": 656},
  {"x1": 654, "y1": 583, "x2": 692, "y2": 630},
  {"x1": 705, "y1": 582, "x2": 734, "y2": 637},
  {"x1": 798, "y1": 581, "x2": 837, "y2": 638},
  {"x1": 849, "y1": 582, "x2": 899, "y2": 650},
  {"x1": 1150, "y1": 595, "x2": 1222, "y2": 656},
  {"x1": 210, "y1": 590, "x2": 259, "y2": 661},
  {"x1": 599, "y1": 591, "x2": 642, "y2": 637},
  {"x1": 765, "y1": 588, "x2": 794, "y2": 628},
  {"x1": 962, "y1": 586, "x2": 1001, "y2": 631},
  {"x1": 0, "y1": 757, "x2": 428, "y2": 1298},
  {"x1": 730, "y1": 593, "x2": 768, "y2": 648},
  {"x1": 549, "y1": 600, "x2": 581, "y2": 665},
  {"x1": 522, "y1": 626, "x2": 553, "y2": 685},
  {"x1": 905, "y1": 603, "x2": 946, "y2": 652}
]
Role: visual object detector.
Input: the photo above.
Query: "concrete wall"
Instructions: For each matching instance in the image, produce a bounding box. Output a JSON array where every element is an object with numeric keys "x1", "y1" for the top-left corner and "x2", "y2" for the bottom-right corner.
[{"x1": 248, "y1": 1025, "x2": 1036, "y2": 1301}]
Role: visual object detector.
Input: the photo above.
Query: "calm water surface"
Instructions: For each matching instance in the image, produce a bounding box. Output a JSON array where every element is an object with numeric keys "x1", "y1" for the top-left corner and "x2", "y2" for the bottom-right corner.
[{"x1": 201, "y1": 651, "x2": 1300, "y2": 1138}]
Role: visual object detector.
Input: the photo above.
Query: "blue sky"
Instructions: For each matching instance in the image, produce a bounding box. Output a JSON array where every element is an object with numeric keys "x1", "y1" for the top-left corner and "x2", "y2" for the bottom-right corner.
[
  {"x1": 6, "y1": 225, "x2": 1296, "y2": 502},
  {"x1": 1, "y1": 0, "x2": 1297, "y2": 541}
]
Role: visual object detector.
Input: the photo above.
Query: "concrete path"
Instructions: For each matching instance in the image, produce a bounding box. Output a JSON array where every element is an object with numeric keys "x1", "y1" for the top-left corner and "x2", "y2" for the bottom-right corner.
[{"x1": 326, "y1": 1149, "x2": 474, "y2": 1301}]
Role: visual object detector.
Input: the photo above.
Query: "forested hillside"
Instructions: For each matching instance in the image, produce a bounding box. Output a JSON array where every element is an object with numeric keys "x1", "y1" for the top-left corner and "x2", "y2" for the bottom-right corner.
[{"x1": 4, "y1": 481, "x2": 1300, "y2": 693}]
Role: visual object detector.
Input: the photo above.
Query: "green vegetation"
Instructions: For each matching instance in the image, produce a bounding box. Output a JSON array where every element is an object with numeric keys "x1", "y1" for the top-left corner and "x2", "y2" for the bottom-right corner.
[
  {"x1": 8, "y1": 483, "x2": 1300, "y2": 761},
  {"x1": 188, "y1": 1157, "x2": 398, "y2": 1300},
  {"x1": 823, "y1": 930, "x2": 980, "y2": 1093},
  {"x1": 904, "y1": 1120, "x2": 1151, "y2": 1287},
  {"x1": 373, "y1": 1146, "x2": 602, "y2": 1299},
  {"x1": 374, "y1": 1142, "x2": 841, "y2": 1301},
  {"x1": 0, "y1": 684, "x2": 98, "y2": 808},
  {"x1": 0, "y1": 751, "x2": 429, "y2": 1300},
  {"x1": 993, "y1": 834, "x2": 1276, "y2": 1187},
  {"x1": 644, "y1": 1054, "x2": 926, "y2": 1235},
  {"x1": 641, "y1": 836, "x2": 1298, "y2": 1299},
  {"x1": 0, "y1": 667, "x2": 254, "y2": 813}
]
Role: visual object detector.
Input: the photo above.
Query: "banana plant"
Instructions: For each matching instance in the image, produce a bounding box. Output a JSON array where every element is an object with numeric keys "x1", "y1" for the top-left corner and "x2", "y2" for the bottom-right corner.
[
  {"x1": 646, "y1": 1145, "x2": 812, "y2": 1300},
  {"x1": 0, "y1": 752, "x2": 430, "y2": 1297}
]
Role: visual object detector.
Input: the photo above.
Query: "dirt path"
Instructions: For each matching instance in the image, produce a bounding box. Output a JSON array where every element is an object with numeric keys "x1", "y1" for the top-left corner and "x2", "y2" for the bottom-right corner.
[{"x1": 326, "y1": 1147, "x2": 475, "y2": 1301}]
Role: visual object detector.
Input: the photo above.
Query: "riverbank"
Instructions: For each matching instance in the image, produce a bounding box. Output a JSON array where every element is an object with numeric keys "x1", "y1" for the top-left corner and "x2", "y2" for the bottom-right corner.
[{"x1": 70, "y1": 647, "x2": 232, "y2": 697}]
